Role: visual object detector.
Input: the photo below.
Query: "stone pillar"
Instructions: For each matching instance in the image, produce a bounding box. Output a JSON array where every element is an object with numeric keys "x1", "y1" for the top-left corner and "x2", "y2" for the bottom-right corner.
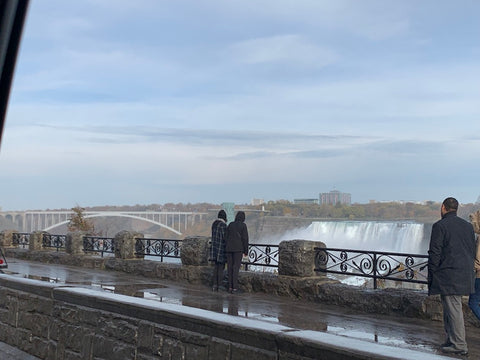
[
  {"x1": 114, "y1": 231, "x2": 144, "y2": 259},
  {"x1": 0, "y1": 230, "x2": 17, "y2": 248},
  {"x1": 278, "y1": 239, "x2": 325, "y2": 277},
  {"x1": 180, "y1": 236, "x2": 209, "y2": 266},
  {"x1": 29, "y1": 231, "x2": 46, "y2": 251},
  {"x1": 66, "y1": 231, "x2": 86, "y2": 256}
]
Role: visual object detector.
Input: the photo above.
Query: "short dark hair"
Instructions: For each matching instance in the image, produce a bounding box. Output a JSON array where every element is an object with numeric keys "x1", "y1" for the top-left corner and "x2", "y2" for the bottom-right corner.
[{"x1": 442, "y1": 197, "x2": 459, "y2": 211}]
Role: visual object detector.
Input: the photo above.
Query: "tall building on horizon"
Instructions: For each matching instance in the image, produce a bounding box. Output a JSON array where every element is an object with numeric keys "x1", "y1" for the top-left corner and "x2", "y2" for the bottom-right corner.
[{"x1": 319, "y1": 190, "x2": 351, "y2": 205}]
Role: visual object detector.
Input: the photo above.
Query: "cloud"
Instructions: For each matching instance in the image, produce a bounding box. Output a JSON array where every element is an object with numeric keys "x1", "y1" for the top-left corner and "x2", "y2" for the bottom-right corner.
[{"x1": 227, "y1": 35, "x2": 338, "y2": 67}]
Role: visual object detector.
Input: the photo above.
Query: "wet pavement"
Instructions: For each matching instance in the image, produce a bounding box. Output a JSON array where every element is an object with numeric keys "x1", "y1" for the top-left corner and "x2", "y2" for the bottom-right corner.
[{"x1": 2, "y1": 258, "x2": 480, "y2": 359}]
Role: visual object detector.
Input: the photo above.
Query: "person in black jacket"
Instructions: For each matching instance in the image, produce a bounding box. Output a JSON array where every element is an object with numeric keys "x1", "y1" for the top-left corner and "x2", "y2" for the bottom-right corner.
[
  {"x1": 428, "y1": 197, "x2": 476, "y2": 355},
  {"x1": 225, "y1": 211, "x2": 249, "y2": 293},
  {"x1": 210, "y1": 210, "x2": 227, "y2": 291}
]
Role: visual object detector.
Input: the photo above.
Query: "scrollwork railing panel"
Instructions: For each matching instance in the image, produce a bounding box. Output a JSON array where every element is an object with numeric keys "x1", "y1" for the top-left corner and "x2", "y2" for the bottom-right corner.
[
  {"x1": 42, "y1": 234, "x2": 66, "y2": 251},
  {"x1": 314, "y1": 247, "x2": 428, "y2": 289},
  {"x1": 83, "y1": 236, "x2": 115, "y2": 257},
  {"x1": 135, "y1": 238, "x2": 182, "y2": 261},
  {"x1": 243, "y1": 244, "x2": 279, "y2": 270},
  {"x1": 12, "y1": 233, "x2": 30, "y2": 248}
]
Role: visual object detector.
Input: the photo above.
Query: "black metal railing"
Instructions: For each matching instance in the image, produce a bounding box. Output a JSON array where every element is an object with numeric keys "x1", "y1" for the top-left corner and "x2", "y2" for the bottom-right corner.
[
  {"x1": 135, "y1": 238, "x2": 182, "y2": 262},
  {"x1": 243, "y1": 244, "x2": 279, "y2": 270},
  {"x1": 83, "y1": 236, "x2": 115, "y2": 257},
  {"x1": 42, "y1": 234, "x2": 66, "y2": 251},
  {"x1": 314, "y1": 247, "x2": 428, "y2": 289},
  {"x1": 12, "y1": 232, "x2": 30, "y2": 248}
]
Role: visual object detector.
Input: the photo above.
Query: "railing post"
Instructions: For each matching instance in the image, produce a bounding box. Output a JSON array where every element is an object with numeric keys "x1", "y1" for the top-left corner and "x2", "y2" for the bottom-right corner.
[
  {"x1": 114, "y1": 231, "x2": 144, "y2": 259},
  {"x1": 0, "y1": 230, "x2": 17, "y2": 248},
  {"x1": 373, "y1": 253, "x2": 377, "y2": 290},
  {"x1": 278, "y1": 239, "x2": 325, "y2": 277},
  {"x1": 160, "y1": 239, "x2": 165, "y2": 262},
  {"x1": 180, "y1": 236, "x2": 209, "y2": 265},
  {"x1": 29, "y1": 231, "x2": 46, "y2": 251},
  {"x1": 66, "y1": 231, "x2": 86, "y2": 256}
]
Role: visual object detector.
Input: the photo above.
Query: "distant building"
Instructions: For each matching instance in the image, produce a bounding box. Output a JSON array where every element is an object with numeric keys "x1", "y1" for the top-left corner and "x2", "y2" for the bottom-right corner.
[
  {"x1": 251, "y1": 198, "x2": 265, "y2": 206},
  {"x1": 293, "y1": 198, "x2": 318, "y2": 205},
  {"x1": 319, "y1": 190, "x2": 351, "y2": 205}
]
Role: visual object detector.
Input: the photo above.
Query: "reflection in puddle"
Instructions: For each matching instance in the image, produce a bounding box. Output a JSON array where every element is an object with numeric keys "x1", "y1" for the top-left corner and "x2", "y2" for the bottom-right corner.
[
  {"x1": 326, "y1": 326, "x2": 434, "y2": 352},
  {"x1": 8, "y1": 272, "x2": 167, "y2": 297}
]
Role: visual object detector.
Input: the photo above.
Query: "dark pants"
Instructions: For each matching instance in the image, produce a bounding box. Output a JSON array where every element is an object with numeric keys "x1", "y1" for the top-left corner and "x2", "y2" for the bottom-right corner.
[
  {"x1": 226, "y1": 252, "x2": 243, "y2": 290},
  {"x1": 213, "y1": 262, "x2": 225, "y2": 288}
]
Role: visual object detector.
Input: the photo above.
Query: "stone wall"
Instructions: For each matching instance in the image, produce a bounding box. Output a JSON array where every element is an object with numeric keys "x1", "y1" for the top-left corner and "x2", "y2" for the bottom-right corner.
[
  {"x1": 2, "y1": 230, "x2": 480, "y2": 328},
  {"x1": 0, "y1": 274, "x2": 454, "y2": 360}
]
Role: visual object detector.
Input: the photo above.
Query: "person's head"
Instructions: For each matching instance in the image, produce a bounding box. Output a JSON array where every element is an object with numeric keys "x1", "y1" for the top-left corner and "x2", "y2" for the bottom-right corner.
[
  {"x1": 234, "y1": 211, "x2": 245, "y2": 222},
  {"x1": 441, "y1": 197, "x2": 458, "y2": 216},
  {"x1": 217, "y1": 210, "x2": 227, "y2": 222}
]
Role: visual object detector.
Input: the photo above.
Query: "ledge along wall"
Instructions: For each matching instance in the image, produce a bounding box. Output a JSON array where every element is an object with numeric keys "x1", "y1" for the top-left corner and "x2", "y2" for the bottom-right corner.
[{"x1": 0, "y1": 274, "x2": 460, "y2": 360}]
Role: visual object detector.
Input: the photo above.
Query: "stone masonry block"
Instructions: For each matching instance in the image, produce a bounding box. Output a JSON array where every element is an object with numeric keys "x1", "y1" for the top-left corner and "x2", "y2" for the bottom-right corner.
[
  {"x1": 230, "y1": 343, "x2": 277, "y2": 360},
  {"x1": 17, "y1": 312, "x2": 49, "y2": 337},
  {"x1": 278, "y1": 240, "x2": 325, "y2": 277},
  {"x1": 114, "y1": 230, "x2": 144, "y2": 259},
  {"x1": 208, "y1": 338, "x2": 232, "y2": 360},
  {"x1": 66, "y1": 231, "x2": 87, "y2": 256},
  {"x1": 0, "y1": 230, "x2": 16, "y2": 247},
  {"x1": 99, "y1": 316, "x2": 137, "y2": 344},
  {"x1": 92, "y1": 334, "x2": 135, "y2": 359},
  {"x1": 181, "y1": 236, "x2": 210, "y2": 265},
  {"x1": 29, "y1": 231, "x2": 47, "y2": 251},
  {"x1": 137, "y1": 321, "x2": 154, "y2": 354}
]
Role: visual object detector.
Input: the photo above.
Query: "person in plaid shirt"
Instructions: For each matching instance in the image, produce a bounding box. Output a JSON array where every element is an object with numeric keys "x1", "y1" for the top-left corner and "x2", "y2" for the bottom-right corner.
[{"x1": 210, "y1": 210, "x2": 227, "y2": 291}]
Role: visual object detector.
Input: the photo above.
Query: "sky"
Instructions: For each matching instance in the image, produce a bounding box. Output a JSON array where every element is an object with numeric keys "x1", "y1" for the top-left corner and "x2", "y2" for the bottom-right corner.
[{"x1": 1, "y1": 0, "x2": 480, "y2": 211}]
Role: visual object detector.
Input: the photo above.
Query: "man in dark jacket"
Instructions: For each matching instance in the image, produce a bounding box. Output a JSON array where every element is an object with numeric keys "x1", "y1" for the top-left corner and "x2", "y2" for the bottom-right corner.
[
  {"x1": 225, "y1": 211, "x2": 249, "y2": 293},
  {"x1": 210, "y1": 210, "x2": 227, "y2": 291},
  {"x1": 428, "y1": 197, "x2": 475, "y2": 355}
]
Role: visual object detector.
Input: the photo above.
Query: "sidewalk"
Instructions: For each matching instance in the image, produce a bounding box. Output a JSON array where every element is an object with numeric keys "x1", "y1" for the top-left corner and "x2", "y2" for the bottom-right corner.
[
  {"x1": 0, "y1": 341, "x2": 41, "y2": 360},
  {"x1": 3, "y1": 258, "x2": 480, "y2": 359}
]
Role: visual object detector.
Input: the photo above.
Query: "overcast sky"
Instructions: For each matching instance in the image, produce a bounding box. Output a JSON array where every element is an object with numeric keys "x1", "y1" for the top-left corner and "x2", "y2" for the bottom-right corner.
[{"x1": 1, "y1": 0, "x2": 480, "y2": 211}]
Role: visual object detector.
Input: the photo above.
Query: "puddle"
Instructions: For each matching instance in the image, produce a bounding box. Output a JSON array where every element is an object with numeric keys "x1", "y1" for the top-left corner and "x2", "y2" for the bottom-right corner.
[
  {"x1": 326, "y1": 326, "x2": 436, "y2": 352},
  {"x1": 2, "y1": 271, "x2": 167, "y2": 297}
]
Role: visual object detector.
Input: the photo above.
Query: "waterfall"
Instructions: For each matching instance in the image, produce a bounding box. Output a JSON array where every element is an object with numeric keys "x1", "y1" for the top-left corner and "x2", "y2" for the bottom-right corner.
[{"x1": 279, "y1": 221, "x2": 427, "y2": 254}]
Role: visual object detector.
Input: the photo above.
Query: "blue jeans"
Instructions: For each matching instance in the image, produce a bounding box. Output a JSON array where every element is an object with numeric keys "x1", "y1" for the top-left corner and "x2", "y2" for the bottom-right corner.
[{"x1": 469, "y1": 278, "x2": 480, "y2": 321}]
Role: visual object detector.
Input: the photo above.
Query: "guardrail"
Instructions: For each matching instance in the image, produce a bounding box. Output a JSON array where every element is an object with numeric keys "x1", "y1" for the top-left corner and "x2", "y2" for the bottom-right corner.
[
  {"x1": 243, "y1": 244, "x2": 279, "y2": 271},
  {"x1": 83, "y1": 236, "x2": 115, "y2": 257},
  {"x1": 12, "y1": 232, "x2": 30, "y2": 248},
  {"x1": 6, "y1": 232, "x2": 430, "y2": 286},
  {"x1": 135, "y1": 238, "x2": 182, "y2": 262},
  {"x1": 42, "y1": 234, "x2": 67, "y2": 251},
  {"x1": 314, "y1": 247, "x2": 428, "y2": 289}
]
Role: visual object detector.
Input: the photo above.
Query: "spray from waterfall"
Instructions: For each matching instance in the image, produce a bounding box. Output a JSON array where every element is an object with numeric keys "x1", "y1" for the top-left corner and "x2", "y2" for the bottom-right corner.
[{"x1": 264, "y1": 221, "x2": 427, "y2": 254}]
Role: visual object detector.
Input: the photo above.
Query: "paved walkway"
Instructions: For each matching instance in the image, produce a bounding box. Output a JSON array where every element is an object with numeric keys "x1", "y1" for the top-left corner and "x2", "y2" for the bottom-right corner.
[
  {"x1": 2, "y1": 258, "x2": 480, "y2": 359},
  {"x1": 0, "y1": 341, "x2": 40, "y2": 359}
]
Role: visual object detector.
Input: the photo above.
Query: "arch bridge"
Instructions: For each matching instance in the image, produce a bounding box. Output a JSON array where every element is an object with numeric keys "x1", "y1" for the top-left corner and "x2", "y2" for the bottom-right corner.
[{"x1": 0, "y1": 211, "x2": 207, "y2": 236}]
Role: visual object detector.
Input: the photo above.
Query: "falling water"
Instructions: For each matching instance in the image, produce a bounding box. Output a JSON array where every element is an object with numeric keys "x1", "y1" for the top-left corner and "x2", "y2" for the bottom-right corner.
[{"x1": 278, "y1": 221, "x2": 427, "y2": 254}]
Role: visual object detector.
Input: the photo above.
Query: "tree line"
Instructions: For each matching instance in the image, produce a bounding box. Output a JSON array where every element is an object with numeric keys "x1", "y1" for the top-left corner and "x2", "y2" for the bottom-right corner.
[{"x1": 260, "y1": 200, "x2": 480, "y2": 222}]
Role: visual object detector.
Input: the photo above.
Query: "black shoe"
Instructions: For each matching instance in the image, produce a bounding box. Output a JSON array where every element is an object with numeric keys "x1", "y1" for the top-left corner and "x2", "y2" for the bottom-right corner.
[
  {"x1": 440, "y1": 341, "x2": 452, "y2": 347},
  {"x1": 212, "y1": 285, "x2": 218, "y2": 292},
  {"x1": 441, "y1": 345, "x2": 468, "y2": 355}
]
